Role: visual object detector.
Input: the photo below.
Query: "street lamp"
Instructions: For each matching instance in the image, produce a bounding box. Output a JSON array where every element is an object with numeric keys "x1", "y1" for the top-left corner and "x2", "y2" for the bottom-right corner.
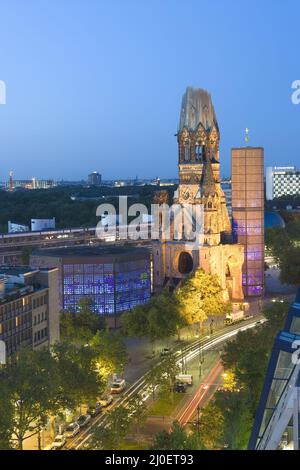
[{"x1": 198, "y1": 342, "x2": 204, "y2": 377}]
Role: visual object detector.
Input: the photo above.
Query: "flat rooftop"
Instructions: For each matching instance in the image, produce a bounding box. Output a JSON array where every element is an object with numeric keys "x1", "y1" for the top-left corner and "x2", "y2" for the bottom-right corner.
[
  {"x1": 0, "y1": 266, "x2": 38, "y2": 276},
  {"x1": 31, "y1": 245, "x2": 150, "y2": 258}
]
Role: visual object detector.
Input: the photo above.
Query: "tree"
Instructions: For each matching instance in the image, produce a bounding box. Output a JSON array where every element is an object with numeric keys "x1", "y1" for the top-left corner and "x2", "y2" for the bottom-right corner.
[
  {"x1": 90, "y1": 330, "x2": 127, "y2": 380},
  {"x1": 52, "y1": 341, "x2": 104, "y2": 409},
  {"x1": 265, "y1": 226, "x2": 292, "y2": 262},
  {"x1": 151, "y1": 421, "x2": 201, "y2": 450},
  {"x1": 0, "y1": 376, "x2": 13, "y2": 449},
  {"x1": 279, "y1": 247, "x2": 300, "y2": 285},
  {"x1": 60, "y1": 297, "x2": 105, "y2": 344},
  {"x1": 122, "y1": 291, "x2": 186, "y2": 345},
  {"x1": 5, "y1": 348, "x2": 62, "y2": 450},
  {"x1": 198, "y1": 401, "x2": 224, "y2": 449},
  {"x1": 144, "y1": 354, "x2": 179, "y2": 404},
  {"x1": 176, "y1": 268, "x2": 231, "y2": 328},
  {"x1": 144, "y1": 361, "x2": 165, "y2": 400},
  {"x1": 262, "y1": 300, "x2": 289, "y2": 333},
  {"x1": 215, "y1": 389, "x2": 253, "y2": 450},
  {"x1": 158, "y1": 354, "x2": 180, "y2": 401},
  {"x1": 127, "y1": 393, "x2": 148, "y2": 441},
  {"x1": 265, "y1": 224, "x2": 300, "y2": 285},
  {"x1": 90, "y1": 406, "x2": 132, "y2": 450},
  {"x1": 221, "y1": 328, "x2": 270, "y2": 411},
  {"x1": 121, "y1": 304, "x2": 148, "y2": 338}
]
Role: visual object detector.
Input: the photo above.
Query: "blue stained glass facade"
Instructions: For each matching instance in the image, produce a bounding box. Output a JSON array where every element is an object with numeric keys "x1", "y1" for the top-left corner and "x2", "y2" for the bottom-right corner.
[{"x1": 62, "y1": 258, "x2": 151, "y2": 315}]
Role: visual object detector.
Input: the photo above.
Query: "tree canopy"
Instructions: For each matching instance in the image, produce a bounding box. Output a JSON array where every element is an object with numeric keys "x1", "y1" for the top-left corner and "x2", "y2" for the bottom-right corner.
[{"x1": 176, "y1": 268, "x2": 231, "y2": 326}]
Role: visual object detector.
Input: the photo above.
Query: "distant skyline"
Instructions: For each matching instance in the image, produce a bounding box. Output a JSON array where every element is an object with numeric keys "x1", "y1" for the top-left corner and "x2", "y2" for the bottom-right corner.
[{"x1": 0, "y1": 0, "x2": 300, "y2": 180}]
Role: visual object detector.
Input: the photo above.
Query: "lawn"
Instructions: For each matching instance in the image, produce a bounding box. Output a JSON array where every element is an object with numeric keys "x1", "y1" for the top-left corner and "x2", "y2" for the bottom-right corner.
[
  {"x1": 148, "y1": 392, "x2": 184, "y2": 417},
  {"x1": 119, "y1": 440, "x2": 148, "y2": 450}
]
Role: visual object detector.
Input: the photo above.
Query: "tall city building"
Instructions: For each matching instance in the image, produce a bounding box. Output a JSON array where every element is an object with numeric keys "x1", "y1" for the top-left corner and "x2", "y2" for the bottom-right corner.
[
  {"x1": 88, "y1": 171, "x2": 102, "y2": 186},
  {"x1": 153, "y1": 87, "x2": 244, "y2": 301},
  {"x1": 0, "y1": 267, "x2": 59, "y2": 359},
  {"x1": 249, "y1": 288, "x2": 300, "y2": 450},
  {"x1": 266, "y1": 166, "x2": 300, "y2": 200},
  {"x1": 231, "y1": 147, "x2": 264, "y2": 296}
]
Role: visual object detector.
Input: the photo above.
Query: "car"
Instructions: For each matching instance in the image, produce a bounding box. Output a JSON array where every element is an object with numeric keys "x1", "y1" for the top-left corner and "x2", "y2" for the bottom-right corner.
[
  {"x1": 51, "y1": 434, "x2": 66, "y2": 449},
  {"x1": 160, "y1": 347, "x2": 172, "y2": 357},
  {"x1": 87, "y1": 402, "x2": 102, "y2": 417},
  {"x1": 110, "y1": 379, "x2": 126, "y2": 394},
  {"x1": 65, "y1": 422, "x2": 80, "y2": 438},
  {"x1": 98, "y1": 394, "x2": 113, "y2": 407},
  {"x1": 173, "y1": 381, "x2": 187, "y2": 393},
  {"x1": 77, "y1": 414, "x2": 92, "y2": 428}
]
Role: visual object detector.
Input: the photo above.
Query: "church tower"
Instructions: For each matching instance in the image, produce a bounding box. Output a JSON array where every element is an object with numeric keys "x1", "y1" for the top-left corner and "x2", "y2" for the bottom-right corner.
[{"x1": 153, "y1": 87, "x2": 244, "y2": 300}]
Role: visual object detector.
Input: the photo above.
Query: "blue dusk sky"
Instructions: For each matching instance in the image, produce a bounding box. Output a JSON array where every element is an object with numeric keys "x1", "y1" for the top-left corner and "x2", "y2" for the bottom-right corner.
[{"x1": 0, "y1": 0, "x2": 299, "y2": 180}]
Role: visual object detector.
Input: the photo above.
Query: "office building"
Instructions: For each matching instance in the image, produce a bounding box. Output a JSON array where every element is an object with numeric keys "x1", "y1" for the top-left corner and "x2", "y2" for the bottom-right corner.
[
  {"x1": 0, "y1": 267, "x2": 59, "y2": 359},
  {"x1": 30, "y1": 246, "x2": 151, "y2": 326},
  {"x1": 88, "y1": 172, "x2": 102, "y2": 186},
  {"x1": 249, "y1": 289, "x2": 300, "y2": 450},
  {"x1": 266, "y1": 166, "x2": 300, "y2": 200},
  {"x1": 231, "y1": 147, "x2": 264, "y2": 297}
]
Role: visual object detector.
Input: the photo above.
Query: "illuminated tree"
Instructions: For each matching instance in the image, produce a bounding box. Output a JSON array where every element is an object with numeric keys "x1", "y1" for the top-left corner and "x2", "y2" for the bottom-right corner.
[
  {"x1": 176, "y1": 268, "x2": 231, "y2": 327},
  {"x1": 90, "y1": 330, "x2": 127, "y2": 380}
]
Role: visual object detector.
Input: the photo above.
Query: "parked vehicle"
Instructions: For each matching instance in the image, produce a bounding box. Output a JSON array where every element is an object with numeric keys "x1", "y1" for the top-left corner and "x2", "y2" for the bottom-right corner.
[
  {"x1": 160, "y1": 347, "x2": 172, "y2": 357},
  {"x1": 65, "y1": 422, "x2": 80, "y2": 438},
  {"x1": 173, "y1": 381, "x2": 187, "y2": 393},
  {"x1": 51, "y1": 434, "x2": 66, "y2": 450},
  {"x1": 87, "y1": 402, "x2": 102, "y2": 417},
  {"x1": 98, "y1": 394, "x2": 113, "y2": 407},
  {"x1": 224, "y1": 310, "x2": 245, "y2": 325},
  {"x1": 77, "y1": 414, "x2": 91, "y2": 428},
  {"x1": 110, "y1": 379, "x2": 126, "y2": 394},
  {"x1": 175, "y1": 374, "x2": 193, "y2": 385}
]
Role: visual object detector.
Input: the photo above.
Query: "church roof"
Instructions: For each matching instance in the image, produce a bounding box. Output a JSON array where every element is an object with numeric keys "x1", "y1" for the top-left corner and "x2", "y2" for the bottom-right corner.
[{"x1": 178, "y1": 87, "x2": 218, "y2": 132}]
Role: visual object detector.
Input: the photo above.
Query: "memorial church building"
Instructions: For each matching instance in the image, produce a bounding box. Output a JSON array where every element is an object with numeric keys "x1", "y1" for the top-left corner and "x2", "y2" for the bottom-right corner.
[{"x1": 153, "y1": 87, "x2": 244, "y2": 301}]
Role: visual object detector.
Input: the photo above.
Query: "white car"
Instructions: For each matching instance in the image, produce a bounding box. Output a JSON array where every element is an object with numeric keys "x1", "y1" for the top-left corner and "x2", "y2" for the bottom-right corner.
[
  {"x1": 65, "y1": 422, "x2": 80, "y2": 438},
  {"x1": 51, "y1": 434, "x2": 66, "y2": 450},
  {"x1": 110, "y1": 379, "x2": 126, "y2": 394}
]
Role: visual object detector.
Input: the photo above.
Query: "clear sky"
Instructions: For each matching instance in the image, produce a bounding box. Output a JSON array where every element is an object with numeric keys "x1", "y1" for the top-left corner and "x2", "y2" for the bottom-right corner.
[{"x1": 0, "y1": 0, "x2": 299, "y2": 180}]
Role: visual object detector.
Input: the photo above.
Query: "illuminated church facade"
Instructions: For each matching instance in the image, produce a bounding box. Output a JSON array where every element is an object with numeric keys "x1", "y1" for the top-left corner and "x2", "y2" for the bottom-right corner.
[{"x1": 153, "y1": 87, "x2": 244, "y2": 301}]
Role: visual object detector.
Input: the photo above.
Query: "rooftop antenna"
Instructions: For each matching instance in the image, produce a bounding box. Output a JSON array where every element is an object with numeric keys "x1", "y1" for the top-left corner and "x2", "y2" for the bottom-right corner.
[{"x1": 245, "y1": 127, "x2": 250, "y2": 145}]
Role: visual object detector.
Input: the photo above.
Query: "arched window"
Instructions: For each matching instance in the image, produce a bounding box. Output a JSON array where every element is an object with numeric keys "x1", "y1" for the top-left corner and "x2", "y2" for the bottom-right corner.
[
  {"x1": 184, "y1": 140, "x2": 190, "y2": 161},
  {"x1": 195, "y1": 143, "x2": 203, "y2": 161},
  {"x1": 178, "y1": 252, "x2": 193, "y2": 274}
]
